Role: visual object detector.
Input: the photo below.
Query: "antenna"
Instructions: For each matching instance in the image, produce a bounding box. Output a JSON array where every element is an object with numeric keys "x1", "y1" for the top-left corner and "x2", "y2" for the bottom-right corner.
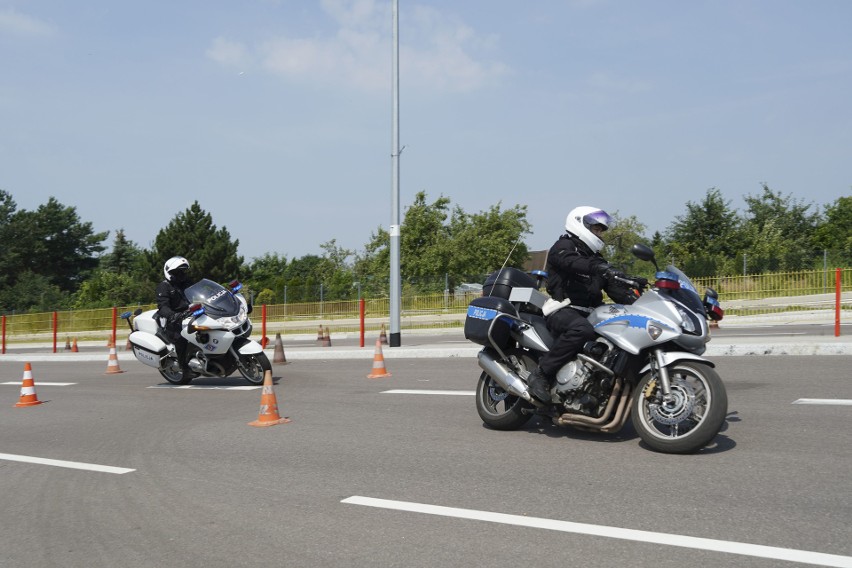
[{"x1": 487, "y1": 237, "x2": 521, "y2": 297}]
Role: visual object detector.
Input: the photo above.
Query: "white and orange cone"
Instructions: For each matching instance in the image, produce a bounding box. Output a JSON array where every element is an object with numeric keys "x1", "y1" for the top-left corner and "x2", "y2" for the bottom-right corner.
[
  {"x1": 248, "y1": 370, "x2": 291, "y2": 427},
  {"x1": 105, "y1": 345, "x2": 124, "y2": 374},
  {"x1": 15, "y1": 363, "x2": 44, "y2": 407},
  {"x1": 367, "y1": 339, "x2": 391, "y2": 379}
]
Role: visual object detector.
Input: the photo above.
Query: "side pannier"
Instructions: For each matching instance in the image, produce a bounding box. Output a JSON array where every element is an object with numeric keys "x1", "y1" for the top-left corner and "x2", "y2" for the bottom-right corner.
[{"x1": 464, "y1": 296, "x2": 518, "y2": 348}]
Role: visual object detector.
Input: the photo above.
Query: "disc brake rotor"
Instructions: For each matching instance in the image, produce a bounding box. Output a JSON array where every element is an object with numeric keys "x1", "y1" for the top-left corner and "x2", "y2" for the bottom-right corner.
[
  {"x1": 488, "y1": 383, "x2": 510, "y2": 402},
  {"x1": 648, "y1": 379, "x2": 696, "y2": 425}
]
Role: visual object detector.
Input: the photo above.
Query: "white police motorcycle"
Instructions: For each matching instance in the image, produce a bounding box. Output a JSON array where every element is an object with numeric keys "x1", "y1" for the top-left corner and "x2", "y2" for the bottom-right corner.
[{"x1": 123, "y1": 279, "x2": 270, "y2": 385}]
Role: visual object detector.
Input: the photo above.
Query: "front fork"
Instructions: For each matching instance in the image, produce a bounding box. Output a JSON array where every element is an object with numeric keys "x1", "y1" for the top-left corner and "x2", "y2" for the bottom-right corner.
[{"x1": 650, "y1": 349, "x2": 674, "y2": 402}]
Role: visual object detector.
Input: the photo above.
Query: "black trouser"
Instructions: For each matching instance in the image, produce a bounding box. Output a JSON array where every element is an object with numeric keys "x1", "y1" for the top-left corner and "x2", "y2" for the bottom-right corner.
[
  {"x1": 537, "y1": 308, "x2": 596, "y2": 377},
  {"x1": 166, "y1": 327, "x2": 189, "y2": 370}
]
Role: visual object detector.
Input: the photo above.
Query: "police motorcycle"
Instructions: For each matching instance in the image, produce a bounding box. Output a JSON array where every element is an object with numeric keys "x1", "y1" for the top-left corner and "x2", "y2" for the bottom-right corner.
[
  {"x1": 464, "y1": 244, "x2": 727, "y2": 454},
  {"x1": 122, "y1": 279, "x2": 271, "y2": 385}
]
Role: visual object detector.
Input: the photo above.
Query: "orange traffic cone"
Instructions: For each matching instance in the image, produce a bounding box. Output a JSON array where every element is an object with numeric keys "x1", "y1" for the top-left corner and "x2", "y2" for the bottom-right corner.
[
  {"x1": 322, "y1": 326, "x2": 332, "y2": 347},
  {"x1": 105, "y1": 345, "x2": 124, "y2": 374},
  {"x1": 71, "y1": 338, "x2": 79, "y2": 352},
  {"x1": 248, "y1": 370, "x2": 291, "y2": 427},
  {"x1": 273, "y1": 333, "x2": 287, "y2": 364},
  {"x1": 15, "y1": 363, "x2": 44, "y2": 407},
  {"x1": 316, "y1": 325, "x2": 324, "y2": 343},
  {"x1": 379, "y1": 323, "x2": 388, "y2": 345},
  {"x1": 367, "y1": 339, "x2": 391, "y2": 378},
  {"x1": 125, "y1": 336, "x2": 132, "y2": 350}
]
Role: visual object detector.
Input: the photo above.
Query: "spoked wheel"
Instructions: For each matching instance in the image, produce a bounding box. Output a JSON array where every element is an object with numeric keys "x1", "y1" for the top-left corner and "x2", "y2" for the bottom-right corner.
[
  {"x1": 238, "y1": 352, "x2": 272, "y2": 385},
  {"x1": 159, "y1": 353, "x2": 191, "y2": 385},
  {"x1": 475, "y1": 349, "x2": 535, "y2": 430},
  {"x1": 632, "y1": 361, "x2": 728, "y2": 453}
]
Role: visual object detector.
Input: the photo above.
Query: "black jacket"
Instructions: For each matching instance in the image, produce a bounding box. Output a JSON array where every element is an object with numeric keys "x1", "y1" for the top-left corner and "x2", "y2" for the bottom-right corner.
[
  {"x1": 545, "y1": 234, "x2": 635, "y2": 308},
  {"x1": 155, "y1": 279, "x2": 190, "y2": 329}
]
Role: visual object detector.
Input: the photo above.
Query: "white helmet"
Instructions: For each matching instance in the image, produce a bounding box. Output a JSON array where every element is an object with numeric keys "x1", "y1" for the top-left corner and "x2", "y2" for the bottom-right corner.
[
  {"x1": 565, "y1": 206, "x2": 613, "y2": 253},
  {"x1": 163, "y1": 256, "x2": 190, "y2": 282}
]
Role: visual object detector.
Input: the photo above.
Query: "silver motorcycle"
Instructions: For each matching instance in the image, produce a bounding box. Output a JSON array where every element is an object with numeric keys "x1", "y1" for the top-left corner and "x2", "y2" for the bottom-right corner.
[{"x1": 464, "y1": 244, "x2": 727, "y2": 454}]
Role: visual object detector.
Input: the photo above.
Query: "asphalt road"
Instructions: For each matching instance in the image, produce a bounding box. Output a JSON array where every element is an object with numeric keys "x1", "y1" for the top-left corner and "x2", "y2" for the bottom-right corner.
[{"x1": 0, "y1": 355, "x2": 850, "y2": 568}]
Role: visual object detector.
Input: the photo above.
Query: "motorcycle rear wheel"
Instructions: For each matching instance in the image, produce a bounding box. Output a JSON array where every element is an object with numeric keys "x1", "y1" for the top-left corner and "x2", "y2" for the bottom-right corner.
[
  {"x1": 475, "y1": 350, "x2": 535, "y2": 430},
  {"x1": 632, "y1": 361, "x2": 728, "y2": 454},
  {"x1": 237, "y1": 352, "x2": 272, "y2": 385},
  {"x1": 159, "y1": 354, "x2": 191, "y2": 385}
]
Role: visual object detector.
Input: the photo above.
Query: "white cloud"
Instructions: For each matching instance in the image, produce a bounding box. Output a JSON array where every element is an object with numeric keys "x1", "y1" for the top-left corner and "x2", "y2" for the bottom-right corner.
[
  {"x1": 206, "y1": 1, "x2": 509, "y2": 94},
  {"x1": 0, "y1": 7, "x2": 55, "y2": 37}
]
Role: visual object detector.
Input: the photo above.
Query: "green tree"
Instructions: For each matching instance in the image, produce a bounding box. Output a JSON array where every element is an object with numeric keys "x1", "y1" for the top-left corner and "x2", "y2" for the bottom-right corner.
[
  {"x1": 72, "y1": 271, "x2": 151, "y2": 309},
  {"x1": 401, "y1": 192, "x2": 452, "y2": 290},
  {"x1": 100, "y1": 229, "x2": 143, "y2": 275},
  {"x1": 447, "y1": 202, "x2": 531, "y2": 283},
  {"x1": 812, "y1": 194, "x2": 852, "y2": 265},
  {"x1": 355, "y1": 192, "x2": 532, "y2": 294},
  {"x1": 144, "y1": 201, "x2": 244, "y2": 285},
  {"x1": 741, "y1": 184, "x2": 819, "y2": 272},
  {"x1": 602, "y1": 213, "x2": 648, "y2": 275},
  {"x1": 0, "y1": 195, "x2": 107, "y2": 311},
  {"x1": 664, "y1": 188, "x2": 742, "y2": 277}
]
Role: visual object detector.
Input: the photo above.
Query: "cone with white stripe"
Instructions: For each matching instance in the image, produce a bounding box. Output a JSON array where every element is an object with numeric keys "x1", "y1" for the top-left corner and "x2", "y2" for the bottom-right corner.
[
  {"x1": 248, "y1": 370, "x2": 291, "y2": 427},
  {"x1": 15, "y1": 362, "x2": 44, "y2": 407},
  {"x1": 105, "y1": 345, "x2": 124, "y2": 374},
  {"x1": 367, "y1": 339, "x2": 391, "y2": 379}
]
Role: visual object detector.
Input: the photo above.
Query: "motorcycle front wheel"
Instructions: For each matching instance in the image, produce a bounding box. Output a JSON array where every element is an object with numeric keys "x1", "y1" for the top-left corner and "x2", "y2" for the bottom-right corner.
[
  {"x1": 159, "y1": 354, "x2": 191, "y2": 385},
  {"x1": 632, "y1": 361, "x2": 728, "y2": 454},
  {"x1": 475, "y1": 350, "x2": 535, "y2": 431},
  {"x1": 237, "y1": 352, "x2": 272, "y2": 385}
]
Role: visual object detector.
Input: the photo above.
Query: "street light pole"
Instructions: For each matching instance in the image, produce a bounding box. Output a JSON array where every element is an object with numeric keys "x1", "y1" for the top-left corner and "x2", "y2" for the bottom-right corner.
[{"x1": 389, "y1": 0, "x2": 402, "y2": 347}]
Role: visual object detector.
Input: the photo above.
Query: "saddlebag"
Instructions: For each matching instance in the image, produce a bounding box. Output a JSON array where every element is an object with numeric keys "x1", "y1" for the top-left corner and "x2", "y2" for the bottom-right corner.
[
  {"x1": 128, "y1": 331, "x2": 168, "y2": 369},
  {"x1": 464, "y1": 296, "x2": 517, "y2": 349}
]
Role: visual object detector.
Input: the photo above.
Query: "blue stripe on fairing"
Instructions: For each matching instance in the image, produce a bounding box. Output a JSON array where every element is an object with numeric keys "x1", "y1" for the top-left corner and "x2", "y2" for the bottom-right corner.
[{"x1": 594, "y1": 314, "x2": 674, "y2": 331}]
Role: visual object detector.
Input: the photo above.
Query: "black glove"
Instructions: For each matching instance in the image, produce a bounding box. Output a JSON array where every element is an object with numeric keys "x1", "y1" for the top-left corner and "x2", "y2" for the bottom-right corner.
[
  {"x1": 592, "y1": 262, "x2": 612, "y2": 277},
  {"x1": 168, "y1": 310, "x2": 191, "y2": 324},
  {"x1": 634, "y1": 276, "x2": 649, "y2": 289}
]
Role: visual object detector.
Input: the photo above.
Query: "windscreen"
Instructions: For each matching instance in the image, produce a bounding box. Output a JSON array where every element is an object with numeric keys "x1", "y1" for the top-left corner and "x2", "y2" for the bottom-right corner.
[
  {"x1": 662, "y1": 265, "x2": 706, "y2": 315},
  {"x1": 184, "y1": 279, "x2": 242, "y2": 317}
]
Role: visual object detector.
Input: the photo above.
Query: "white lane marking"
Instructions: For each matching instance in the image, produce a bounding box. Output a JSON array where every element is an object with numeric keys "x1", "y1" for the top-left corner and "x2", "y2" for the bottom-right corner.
[
  {"x1": 342, "y1": 496, "x2": 852, "y2": 568},
  {"x1": 1, "y1": 382, "x2": 76, "y2": 386},
  {"x1": 793, "y1": 398, "x2": 852, "y2": 406},
  {"x1": 147, "y1": 385, "x2": 261, "y2": 390},
  {"x1": 381, "y1": 389, "x2": 475, "y2": 396},
  {"x1": 0, "y1": 453, "x2": 135, "y2": 474}
]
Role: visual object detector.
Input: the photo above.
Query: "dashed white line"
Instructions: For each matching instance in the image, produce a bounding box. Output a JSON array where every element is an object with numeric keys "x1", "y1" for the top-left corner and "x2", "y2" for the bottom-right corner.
[
  {"x1": 341, "y1": 496, "x2": 852, "y2": 568},
  {"x1": 381, "y1": 389, "x2": 475, "y2": 396},
  {"x1": 0, "y1": 453, "x2": 135, "y2": 474},
  {"x1": 793, "y1": 398, "x2": 852, "y2": 406}
]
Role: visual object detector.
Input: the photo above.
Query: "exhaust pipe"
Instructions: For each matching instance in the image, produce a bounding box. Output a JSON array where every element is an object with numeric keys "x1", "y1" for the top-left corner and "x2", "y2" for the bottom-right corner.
[{"x1": 477, "y1": 351, "x2": 534, "y2": 402}]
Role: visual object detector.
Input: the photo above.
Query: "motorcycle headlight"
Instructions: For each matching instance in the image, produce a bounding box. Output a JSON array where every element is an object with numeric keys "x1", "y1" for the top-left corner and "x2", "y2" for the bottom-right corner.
[
  {"x1": 676, "y1": 306, "x2": 695, "y2": 333},
  {"x1": 647, "y1": 323, "x2": 663, "y2": 340},
  {"x1": 225, "y1": 306, "x2": 248, "y2": 329}
]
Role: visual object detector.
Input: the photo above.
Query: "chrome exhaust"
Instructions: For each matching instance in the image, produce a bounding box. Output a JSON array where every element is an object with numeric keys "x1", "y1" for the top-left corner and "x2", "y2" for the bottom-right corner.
[{"x1": 477, "y1": 351, "x2": 534, "y2": 402}]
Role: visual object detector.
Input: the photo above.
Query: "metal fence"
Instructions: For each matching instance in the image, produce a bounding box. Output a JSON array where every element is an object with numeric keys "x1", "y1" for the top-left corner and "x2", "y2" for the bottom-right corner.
[{"x1": 3, "y1": 268, "x2": 850, "y2": 343}]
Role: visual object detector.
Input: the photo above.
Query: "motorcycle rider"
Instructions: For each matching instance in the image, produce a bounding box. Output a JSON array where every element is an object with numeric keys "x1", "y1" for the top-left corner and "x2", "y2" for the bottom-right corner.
[
  {"x1": 527, "y1": 206, "x2": 640, "y2": 403},
  {"x1": 156, "y1": 256, "x2": 193, "y2": 380}
]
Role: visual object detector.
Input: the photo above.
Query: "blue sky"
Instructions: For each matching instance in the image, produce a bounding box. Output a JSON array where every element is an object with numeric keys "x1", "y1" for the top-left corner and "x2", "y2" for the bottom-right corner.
[{"x1": 2, "y1": 0, "x2": 850, "y2": 261}]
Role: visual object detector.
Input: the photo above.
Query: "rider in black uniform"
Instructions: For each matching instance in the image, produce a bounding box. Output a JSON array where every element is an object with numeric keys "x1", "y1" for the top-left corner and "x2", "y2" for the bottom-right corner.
[
  {"x1": 156, "y1": 256, "x2": 193, "y2": 380},
  {"x1": 527, "y1": 207, "x2": 639, "y2": 403}
]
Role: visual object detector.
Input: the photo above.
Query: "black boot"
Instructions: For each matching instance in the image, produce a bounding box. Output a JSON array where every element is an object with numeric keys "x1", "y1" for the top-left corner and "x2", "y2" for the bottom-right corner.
[{"x1": 527, "y1": 368, "x2": 551, "y2": 403}]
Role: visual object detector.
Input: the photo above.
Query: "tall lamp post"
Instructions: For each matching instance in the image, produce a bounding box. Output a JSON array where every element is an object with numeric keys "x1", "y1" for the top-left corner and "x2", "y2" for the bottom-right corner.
[{"x1": 389, "y1": 0, "x2": 402, "y2": 347}]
